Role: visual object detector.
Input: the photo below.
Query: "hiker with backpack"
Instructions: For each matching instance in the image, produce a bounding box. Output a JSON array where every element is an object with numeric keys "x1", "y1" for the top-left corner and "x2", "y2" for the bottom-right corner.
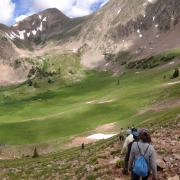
[
  {"x1": 121, "y1": 128, "x2": 134, "y2": 154},
  {"x1": 122, "y1": 129, "x2": 139, "y2": 175},
  {"x1": 128, "y1": 128, "x2": 157, "y2": 180},
  {"x1": 119, "y1": 128, "x2": 125, "y2": 142}
]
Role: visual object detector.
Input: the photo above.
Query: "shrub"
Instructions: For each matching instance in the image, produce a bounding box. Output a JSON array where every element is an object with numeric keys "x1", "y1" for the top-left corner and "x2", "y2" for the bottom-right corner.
[
  {"x1": 116, "y1": 160, "x2": 124, "y2": 168},
  {"x1": 171, "y1": 68, "x2": 179, "y2": 79},
  {"x1": 33, "y1": 81, "x2": 40, "y2": 88},
  {"x1": 27, "y1": 79, "x2": 33, "y2": 86},
  {"x1": 32, "y1": 147, "x2": 39, "y2": 158}
]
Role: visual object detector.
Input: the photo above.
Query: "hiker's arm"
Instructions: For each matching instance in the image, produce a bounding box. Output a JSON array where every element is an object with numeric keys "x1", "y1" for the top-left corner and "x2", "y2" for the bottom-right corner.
[
  {"x1": 128, "y1": 143, "x2": 135, "y2": 171},
  {"x1": 150, "y1": 147, "x2": 157, "y2": 179}
]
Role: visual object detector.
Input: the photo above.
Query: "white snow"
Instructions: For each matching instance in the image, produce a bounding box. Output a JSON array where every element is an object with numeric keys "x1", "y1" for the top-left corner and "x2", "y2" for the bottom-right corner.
[
  {"x1": 13, "y1": 23, "x2": 18, "y2": 27},
  {"x1": 10, "y1": 33, "x2": 16, "y2": 39},
  {"x1": 32, "y1": 21, "x2": 35, "y2": 26},
  {"x1": 137, "y1": 29, "x2": 140, "y2": 33},
  {"x1": 5, "y1": 33, "x2": 12, "y2": 40},
  {"x1": 39, "y1": 15, "x2": 42, "y2": 19},
  {"x1": 32, "y1": 30, "x2": 37, "y2": 35},
  {"x1": 86, "y1": 100, "x2": 96, "y2": 104},
  {"x1": 105, "y1": 62, "x2": 110, "y2": 67},
  {"x1": 153, "y1": 16, "x2": 155, "y2": 21},
  {"x1": 42, "y1": 17, "x2": 47, "y2": 22},
  {"x1": 167, "y1": 81, "x2": 180, "y2": 85},
  {"x1": 98, "y1": 100, "x2": 114, "y2": 104},
  {"x1": 72, "y1": 48, "x2": 77, "y2": 53},
  {"x1": 117, "y1": 9, "x2": 121, "y2": 15},
  {"x1": 27, "y1": 32, "x2": 31, "y2": 37},
  {"x1": 156, "y1": 34, "x2": 160, "y2": 38},
  {"x1": 18, "y1": 30, "x2": 26, "y2": 40},
  {"x1": 12, "y1": 32, "x2": 19, "y2": 38},
  {"x1": 169, "y1": 61, "x2": 175, "y2": 65},
  {"x1": 143, "y1": 2, "x2": 147, "y2": 7},
  {"x1": 87, "y1": 133, "x2": 117, "y2": 140},
  {"x1": 38, "y1": 22, "x2": 43, "y2": 31},
  {"x1": 155, "y1": 24, "x2": 159, "y2": 28},
  {"x1": 139, "y1": 34, "x2": 143, "y2": 38}
]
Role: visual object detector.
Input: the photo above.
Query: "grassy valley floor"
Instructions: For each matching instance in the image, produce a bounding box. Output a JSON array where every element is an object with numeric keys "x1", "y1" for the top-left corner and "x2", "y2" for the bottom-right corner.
[{"x1": 0, "y1": 59, "x2": 179, "y2": 156}]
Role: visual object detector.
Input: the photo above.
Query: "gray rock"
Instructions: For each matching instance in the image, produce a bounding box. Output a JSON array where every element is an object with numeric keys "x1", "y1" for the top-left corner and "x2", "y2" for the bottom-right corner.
[{"x1": 167, "y1": 175, "x2": 180, "y2": 180}]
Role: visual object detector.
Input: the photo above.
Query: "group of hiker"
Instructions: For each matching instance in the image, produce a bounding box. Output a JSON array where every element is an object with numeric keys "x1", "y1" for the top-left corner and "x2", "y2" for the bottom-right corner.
[{"x1": 119, "y1": 127, "x2": 157, "y2": 180}]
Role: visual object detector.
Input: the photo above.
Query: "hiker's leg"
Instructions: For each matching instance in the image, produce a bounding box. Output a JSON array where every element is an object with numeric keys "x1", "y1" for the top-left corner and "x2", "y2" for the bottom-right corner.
[
  {"x1": 131, "y1": 172, "x2": 140, "y2": 180},
  {"x1": 122, "y1": 154, "x2": 129, "y2": 174},
  {"x1": 142, "y1": 174, "x2": 150, "y2": 180}
]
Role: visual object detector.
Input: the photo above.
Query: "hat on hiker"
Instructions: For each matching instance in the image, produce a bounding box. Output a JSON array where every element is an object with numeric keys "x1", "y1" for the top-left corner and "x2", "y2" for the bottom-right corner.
[
  {"x1": 132, "y1": 130, "x2": 139, "y2": 137},
  {"x1": 139, "y1": 128, "x2": 149, "y2": 135}
]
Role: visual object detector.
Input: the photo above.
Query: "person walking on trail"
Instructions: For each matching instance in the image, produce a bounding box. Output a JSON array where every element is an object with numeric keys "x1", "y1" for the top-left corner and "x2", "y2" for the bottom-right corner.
[
  {"x1": 128, "y1": 129, "x2": 157, "y2": 180},
  {"x1": 121, "y1": 128, "x2": 135, "y2": 154},
  {"x1": 119, "y1": 128, "x2": 125, "y2": 142},
  {"x1": 122, "y1": 130, "x2": 139, "y2": 175},
  {"x1": 121, "y1": 128, "x2": 138, "y2": 154}
]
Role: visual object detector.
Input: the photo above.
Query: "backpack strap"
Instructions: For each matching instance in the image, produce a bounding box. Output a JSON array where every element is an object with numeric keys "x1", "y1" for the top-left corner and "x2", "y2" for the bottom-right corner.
[
  {"x1": 144, "y1": 144, "x2": 150, "y2": 156},
  {"x1": 137, "y1": 142, "x2": 150, "y2": 156},
  {"x1": 137, "y1": 142, "x2": 142, "y2": 155}
]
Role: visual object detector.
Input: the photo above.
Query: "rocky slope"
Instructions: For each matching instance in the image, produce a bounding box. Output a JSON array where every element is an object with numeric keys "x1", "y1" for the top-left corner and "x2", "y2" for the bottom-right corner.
[{"x1": 0, "y1": 120, "x2": 179, "y2": 179}]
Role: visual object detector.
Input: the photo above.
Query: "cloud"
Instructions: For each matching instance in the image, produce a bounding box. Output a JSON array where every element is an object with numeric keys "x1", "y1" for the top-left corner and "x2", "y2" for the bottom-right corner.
[
  {"x1": 31, "y1": 0, "x2": 109, "y2": 17},
  {"x1": 0, "y1": 0, "x2": 15, "y2": 24},
  {"x1": 15, "y1": 12, "x2": 34, "y2": 23},
  {"x1": 1, "y1": 0, "x2": 109, "y2": 25}
]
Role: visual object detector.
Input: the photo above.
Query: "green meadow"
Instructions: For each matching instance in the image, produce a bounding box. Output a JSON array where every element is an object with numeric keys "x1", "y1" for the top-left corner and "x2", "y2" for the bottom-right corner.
[{"x1": 0, "y1": 60, "x2": 179, "y2": 145}]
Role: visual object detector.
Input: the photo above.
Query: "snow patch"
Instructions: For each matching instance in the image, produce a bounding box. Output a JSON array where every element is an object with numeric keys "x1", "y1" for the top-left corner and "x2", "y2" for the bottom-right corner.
[
  {"x1": 167, "y1": 81, "x2": 180, "y2": 85},
  {"x1": 39, "y1": 15, "x2": 42, "y2": 19},
  {"x1": 139, "y1": 34, "x2": 143, "y2": 38},
  {"x1": 32, "y1": 30, "x2": 37, "y2": 35},
  {"x1": 105, "y1": 62, "x2": 110, "y2": 67},
  {"x1": 42, "y1": 17, "x2": 47, "y2": 22},
  {"x1": 137, "y1": 29, "x2": 140, "y2": 33},
  {"x1": 13, "y1": 23, "x2": 18, "y2": 27},
  {"x1": 155, "y1": 24, "x2": 159, "y2": 28},
  {"x1": 117, "y1": 9, "x2": 121, "y2": 15},
  {"x1": 169, "y1": 61, "x2": 175, "y2": 65},
  {"x1": 18, "y1": 30, "x2": 26, "y2": 40},
  {"x1": 38, "y1": 22, "x2": 43, "y2": 31},
  {"x1": 156, "y1": 34, "x2": 160, "y2": 38},
  {"x1": 72, "y1": 48, "x2": 77, "y2": 53},
  {"x1": 27, "y1": 32, "x2": 31, "y2": 37},
  {"x1": 87, "y1": 133, "x2": 117, "y2": 140},
  {"x1": 5, "y1": 33, "x2": 13, "y2": 40},
  {"x1": 12, "y1": 32, "x2": 19, "y2": 37},
  {"x1": 153, "y1": 16, "x2": 155, "y2": 21}
]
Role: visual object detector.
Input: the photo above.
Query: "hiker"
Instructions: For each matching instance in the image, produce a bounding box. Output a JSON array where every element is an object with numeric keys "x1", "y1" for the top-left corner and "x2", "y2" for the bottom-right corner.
[
  {"x1": 122, "y1": 130, "x2": 139, "y2": 175},
  {"x1": 121, "y1": 128, "x2": 134, "y2": 154},
  {"x1": 119, "y1": 128, "x2": 125, "y2": 142},
  {"x1": 81, "y1": 143, "x2": 85, "y2": 150},
  {"x1": 126, "y1": 127, "x2": 132, "y2": 136},
  {"x1": 129, "y1": 129, "x2": 157, "y2": 180}
]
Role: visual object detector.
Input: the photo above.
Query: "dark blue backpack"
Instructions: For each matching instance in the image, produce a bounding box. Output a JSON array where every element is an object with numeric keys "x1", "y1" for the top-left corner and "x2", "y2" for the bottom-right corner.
[{"x1": 133, "y1": 143, "x2": 150, "y2": 177}]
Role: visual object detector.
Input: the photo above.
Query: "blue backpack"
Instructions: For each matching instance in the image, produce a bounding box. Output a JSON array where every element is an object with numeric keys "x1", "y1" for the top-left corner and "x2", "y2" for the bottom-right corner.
[{"x1": 133, "y1": 143, "x2": 150, "y2": 177}]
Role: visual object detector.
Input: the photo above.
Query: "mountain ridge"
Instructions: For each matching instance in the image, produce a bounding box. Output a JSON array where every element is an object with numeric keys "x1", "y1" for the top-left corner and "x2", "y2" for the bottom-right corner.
[{"x1": 0, "y1": 0, "x2": 180, "y2": 85}]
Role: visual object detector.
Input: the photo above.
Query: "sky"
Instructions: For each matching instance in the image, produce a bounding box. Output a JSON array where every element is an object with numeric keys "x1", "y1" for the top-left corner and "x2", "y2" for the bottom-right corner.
[{"x1": 0, "y1": 0, "x2": 109, "y2": 26}]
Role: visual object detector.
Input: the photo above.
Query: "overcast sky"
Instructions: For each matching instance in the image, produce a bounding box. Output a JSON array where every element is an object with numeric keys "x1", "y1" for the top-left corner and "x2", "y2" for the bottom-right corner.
[{"x1": 0, "y1": 0, "x2": 109, "y2": 25}]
